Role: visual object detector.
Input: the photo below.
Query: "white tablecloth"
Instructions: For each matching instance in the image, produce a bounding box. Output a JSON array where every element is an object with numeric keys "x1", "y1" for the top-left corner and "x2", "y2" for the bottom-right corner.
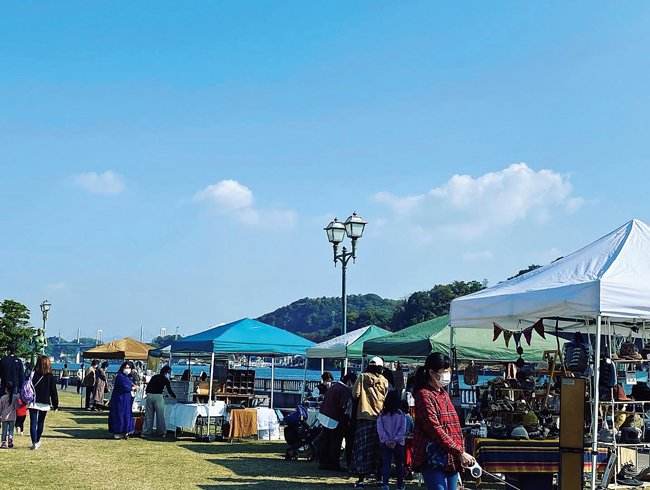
[
  {"x1": 165, "y1": 402, "x2": 227, "y2": 431},
  {"x1": 256, "y1": 407, "x2": 281, "y2": 440}
]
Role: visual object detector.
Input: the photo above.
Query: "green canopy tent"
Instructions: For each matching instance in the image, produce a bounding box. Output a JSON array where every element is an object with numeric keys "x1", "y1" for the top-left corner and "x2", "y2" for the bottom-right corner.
[
  {"x1": 306, "y1": 325, "x2": 392, "y2": 360},
  {"x1": 362, "y1": 316, "x2": 449, "y2": 360},
  {"x1": 363, "y1": 315, "x2": 566, "y2": 362}
]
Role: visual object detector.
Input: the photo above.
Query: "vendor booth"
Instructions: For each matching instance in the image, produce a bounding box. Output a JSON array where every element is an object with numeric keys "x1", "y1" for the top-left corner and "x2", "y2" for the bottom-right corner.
[
  {"x1": 450, "y1": 219, "x2": 650, "y2": 489},
  {"x1": 80, "y1": 337, "x2": 154, "y2": 409},
  {"x1": 169, "y1": 318, "x2": 314, "y2": 441},
  {"x1": 82, "y1": 337, "x2": 153, "y2": 360}
]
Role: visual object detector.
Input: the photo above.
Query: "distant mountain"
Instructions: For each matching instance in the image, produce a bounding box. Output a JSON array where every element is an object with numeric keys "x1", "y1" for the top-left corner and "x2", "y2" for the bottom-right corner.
[{"x1": 256, "y1": 293, "x2": 400, "y2": 342}]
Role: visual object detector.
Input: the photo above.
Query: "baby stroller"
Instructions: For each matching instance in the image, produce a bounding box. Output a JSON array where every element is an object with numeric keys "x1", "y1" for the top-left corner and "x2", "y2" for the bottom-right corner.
[{"x1": 284, "y1": 405, "x2": 321, "y2": 461}]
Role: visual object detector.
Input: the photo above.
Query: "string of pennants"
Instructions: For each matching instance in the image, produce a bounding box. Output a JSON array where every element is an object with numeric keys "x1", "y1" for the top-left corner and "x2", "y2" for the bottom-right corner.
[{"x1": 493, "y1": 319, "x2": 546, "y2": 348}]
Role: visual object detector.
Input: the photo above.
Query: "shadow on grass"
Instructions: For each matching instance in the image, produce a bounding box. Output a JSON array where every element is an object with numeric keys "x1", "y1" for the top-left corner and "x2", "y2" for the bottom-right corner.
[
  {"x1": 49, "y1": 428, "x2": 111, "y2": 440},
  {"x1": 197, "y1": 476, "x2": 350, "y2": 489},
  {"x1": 184, "y1": 442, "x2": 350, "y2": 486}
]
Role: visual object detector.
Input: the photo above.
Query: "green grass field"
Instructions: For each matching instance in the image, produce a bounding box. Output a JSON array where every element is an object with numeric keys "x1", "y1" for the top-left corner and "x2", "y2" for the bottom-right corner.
[
  {"x1": 3, "y1": 391, "x2": 492, "y2": 489},
  {"x1": 0, "y1": 392, "x2": 376, "y2": 489}
]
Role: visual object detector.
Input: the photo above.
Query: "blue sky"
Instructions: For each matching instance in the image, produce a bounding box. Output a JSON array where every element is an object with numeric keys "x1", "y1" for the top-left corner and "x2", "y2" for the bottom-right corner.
[{"x1": 2, "y1": 2, "x2": 650, "y2": 341}]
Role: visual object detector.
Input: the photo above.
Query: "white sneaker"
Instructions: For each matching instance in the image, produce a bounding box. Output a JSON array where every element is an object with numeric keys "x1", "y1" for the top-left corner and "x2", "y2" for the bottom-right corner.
[{"x1": 35, "y1": 441, "x2": 41, "y2": 449}]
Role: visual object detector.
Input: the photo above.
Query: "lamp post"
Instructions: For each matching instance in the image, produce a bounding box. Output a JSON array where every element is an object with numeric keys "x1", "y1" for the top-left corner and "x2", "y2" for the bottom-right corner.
[
  {"x1": 324, "y1": 212, "x2": 367, "y2": 340},
  {"x1": 40, "y1": 300, "x2": 51, "y2": 335}
]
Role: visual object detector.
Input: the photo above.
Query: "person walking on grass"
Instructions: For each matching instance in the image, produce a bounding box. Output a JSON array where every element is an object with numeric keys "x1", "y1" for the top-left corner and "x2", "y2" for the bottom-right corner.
[
  {"x1": 15, "y1": 396, "x2": 27, "y2": 436},
  {"x1": 0, "y1": 344, "x2": 25, "y2": 395},
  {"x1": 412, "y1": 352, "x2": 475, "y2": 490},
  {"x1": 317, "y1": 372, "x2": 354, "y2": 471},
  {"x1": 1, "y1": 382, "x2": 20, "y2": 448},
  {"x1": 83, "y1": 359, "x2": 99, "y2": 410},
  {"x1": 351, "y1": 357, "x2": 389, "y2": 488},
  {"x1": 377, "y1": 390, "x2": 406, "y2": 490},
  {"x1": 108, "y1": 362, "x2": 136, "y2": 439},
  {"x1": 93, "y1": 362, "x2": 109, "y2": 411},
  {"x1": 29, "y1": 355, "x2": 59, "y2": 450},
  {"x1": 60, "y1": 363, "x2": 70, "y2": 390},
  {"x1": 76, "y1": 366, "x2": 83, "y2": 394},
  {"x1": 142, "y1": 365, "x2": 176, "y2": 438}
]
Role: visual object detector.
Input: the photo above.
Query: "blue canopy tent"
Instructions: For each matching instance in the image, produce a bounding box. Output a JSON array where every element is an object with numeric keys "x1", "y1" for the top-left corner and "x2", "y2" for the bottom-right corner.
[{"x1": 170, "y1": 318, "x2": 315, "y2": 409}]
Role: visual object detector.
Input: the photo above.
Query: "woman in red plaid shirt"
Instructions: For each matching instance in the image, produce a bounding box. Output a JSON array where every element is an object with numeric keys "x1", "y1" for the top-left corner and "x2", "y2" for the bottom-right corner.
[{"x1": 412, "y1": 353, "x2": 475, "y2": 490}]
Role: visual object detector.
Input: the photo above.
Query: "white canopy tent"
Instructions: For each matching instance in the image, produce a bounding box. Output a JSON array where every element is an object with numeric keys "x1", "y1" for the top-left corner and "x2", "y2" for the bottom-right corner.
[{"x1": 450, "y1": 219, "x2": 650, "y2": 489}]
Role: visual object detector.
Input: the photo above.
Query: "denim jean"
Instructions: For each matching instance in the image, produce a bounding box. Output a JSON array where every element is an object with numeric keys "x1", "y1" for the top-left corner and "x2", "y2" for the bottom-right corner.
[
  {"x1": 381, "y1": 443, "x2": 404, "y2": 488},
  {"x1": 421, "y1": 467, "x2": 458, "y2": 490},
  {"x1": 60, "y1": 378, "x2": 69, "y2": 390},
  {"x1": 29, "y1": 409, "x2": 48, "y2": 444},
  {"x1": 2, "y1": 421, "x2": 15, "y2": 442}
]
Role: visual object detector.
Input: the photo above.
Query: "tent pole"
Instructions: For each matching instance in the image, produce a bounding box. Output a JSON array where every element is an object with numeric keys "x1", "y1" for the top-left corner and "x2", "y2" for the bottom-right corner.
[
  {"x1": 321, "y1": 359, "x2": 324, "y2": 375},
  {"x1": 270, "y1": 357, "x2": 275, "y2": 409},
  {"x1": 344, "y1": 358, "x2": 348, "y2": 375},
  {"x1": 207, "y1": 351, "x2": 215, "y2": 440},
  {"x1": 591, "y1": 315, "x2": 602, "y2": 490},
  {"x1": 301, "y1": 357, "x2": 308, "y2": 402}
]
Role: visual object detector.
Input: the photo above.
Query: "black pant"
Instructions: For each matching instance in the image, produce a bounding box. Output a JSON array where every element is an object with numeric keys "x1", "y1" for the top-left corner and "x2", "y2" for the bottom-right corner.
[
  {"x1": 15, "y1": 415, "x2": 26, "y2": 432},
  {"x1": 76, "y1": 380, "x2": 82, "y2": 394},
  {"x1": 344, "y1": 422, "x2": 356, "y2": 467},
  {"x1": 85, "y1": 386, "x2": 93, "y2": 408},
  {"x1": 321, "y1": 424, "x2": 345, "y2": 469}
]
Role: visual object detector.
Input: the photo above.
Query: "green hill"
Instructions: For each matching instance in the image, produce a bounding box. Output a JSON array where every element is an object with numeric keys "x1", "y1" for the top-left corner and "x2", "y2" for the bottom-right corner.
[{"x1": 256, "y1": 280, "x2": 486, "y2": 343}]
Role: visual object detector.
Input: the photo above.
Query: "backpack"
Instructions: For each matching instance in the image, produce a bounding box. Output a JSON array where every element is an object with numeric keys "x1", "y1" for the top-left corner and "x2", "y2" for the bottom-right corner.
[
  {"x1": 21, "y1": 371, "x2": 36, "y2": 403},
  {"x1": 82, "y1": 368, "x2": 96, "y2": 387}
]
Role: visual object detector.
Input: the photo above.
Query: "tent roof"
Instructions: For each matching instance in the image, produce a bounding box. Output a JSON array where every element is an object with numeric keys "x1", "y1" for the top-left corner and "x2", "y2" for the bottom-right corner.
[
  {"x1": 306, "y1": 325, "x2": 392, "y2": 359},
  {"x1": 82, "y1": 337, "x2": 153, "y2": 360},
  {"x1": 451, "y1": 219, "x2": 650, "y2": 331},
  {"x1": 363, "y1": 316, "x2": 449, "y2": 359},
  {"x1": 170, "y1": 318, "x2": 315, "y2": 356},
  {"x1": 363, "y1": 315, "x2": 566, "y2": 361}
]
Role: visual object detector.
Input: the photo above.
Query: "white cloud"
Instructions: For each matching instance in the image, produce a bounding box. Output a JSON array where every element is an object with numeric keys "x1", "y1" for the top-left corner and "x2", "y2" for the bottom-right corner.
[
  {"x1": 48, "y1": 282, "x2": 66, "y2": 290},
  {"x1": 375, "y1": 163, "x2": 584, "y2": 241},
  {"x1": 75, "y1": 170, "x2": 125, "y2": 195},
  {"x1": 193, "y1": 180, "x2": 297, "y2": 229},
  {"x1": 193, "y1": 180, "x2": 254, "y2": 213},
  {"x1": 462, "y1": 251, "x2": 494, "y2": 262}
]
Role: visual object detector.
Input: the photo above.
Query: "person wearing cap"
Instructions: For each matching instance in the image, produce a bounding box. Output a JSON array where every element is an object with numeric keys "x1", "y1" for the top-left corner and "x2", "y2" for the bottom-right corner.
[
  {"x1": 412, "y1": 352, "x2": 475, "y2": 490},
  {"x1": 0, "y1": 345, "x2": 25, "y2": 395},
  {"x1": 350, "y1": 356, "x2": 389, "y2": 488}
]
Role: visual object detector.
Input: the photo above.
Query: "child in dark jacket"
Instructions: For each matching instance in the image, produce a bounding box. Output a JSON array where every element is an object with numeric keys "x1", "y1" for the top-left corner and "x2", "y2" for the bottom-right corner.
[{"x1": 377, "y1": 390, "x2": 406, "y2": 490}]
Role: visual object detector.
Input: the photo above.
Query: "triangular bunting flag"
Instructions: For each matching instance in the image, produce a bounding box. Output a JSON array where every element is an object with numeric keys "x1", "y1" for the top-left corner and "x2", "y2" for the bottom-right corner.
[
  {"x1": 523, "y1": 326, "x2": 534, "y2": 346},
  {"x1": 493, "y1": 323, "x2": 503, "y2": 342},
  {"x1": 532, "y1": 319, "x2": 546, "y2": 339},
  {"x1": 503, "y1": 330, "x2": 513, "y2": 348},
  {"x1": 513, "y1": 331, "x2": 522, "y2": 348}
]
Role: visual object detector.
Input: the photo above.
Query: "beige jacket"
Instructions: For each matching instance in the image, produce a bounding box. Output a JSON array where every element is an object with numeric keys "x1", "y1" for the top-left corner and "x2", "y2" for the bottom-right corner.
[{"x1": 352, "y1": 372, "x2": 389, "y2": 421}]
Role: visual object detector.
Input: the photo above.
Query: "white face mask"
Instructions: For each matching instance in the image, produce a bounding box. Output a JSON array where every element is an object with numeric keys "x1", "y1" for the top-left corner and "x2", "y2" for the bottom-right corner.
[
  {"x1": 123, "y1": 368, "x2": 132, "y2": 375},
  {"x1": 164, "y1": 373, "x2": 171, "y2": 379},
  {"x1": 437, "y1": 371, "x2": 452, "y2": 387}
]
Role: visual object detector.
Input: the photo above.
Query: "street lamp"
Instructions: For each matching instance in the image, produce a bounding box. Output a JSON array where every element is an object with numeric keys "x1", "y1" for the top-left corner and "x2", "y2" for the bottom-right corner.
[
  {"x1": 324, "y1": 212, "x2": 367, "y2": 338},
  {"x1": 40, "y1": 300, "x2": 51, "y2": 333}
]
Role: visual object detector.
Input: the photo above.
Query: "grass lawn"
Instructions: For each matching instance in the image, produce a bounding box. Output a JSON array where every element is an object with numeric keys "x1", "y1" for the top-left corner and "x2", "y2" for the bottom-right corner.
[
  {"x1": 4, "y1": 391, "x2": 495, "y2": 489},
  {"x1": 0, "y1": 392, "x2": 383, "y2": 489}
]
